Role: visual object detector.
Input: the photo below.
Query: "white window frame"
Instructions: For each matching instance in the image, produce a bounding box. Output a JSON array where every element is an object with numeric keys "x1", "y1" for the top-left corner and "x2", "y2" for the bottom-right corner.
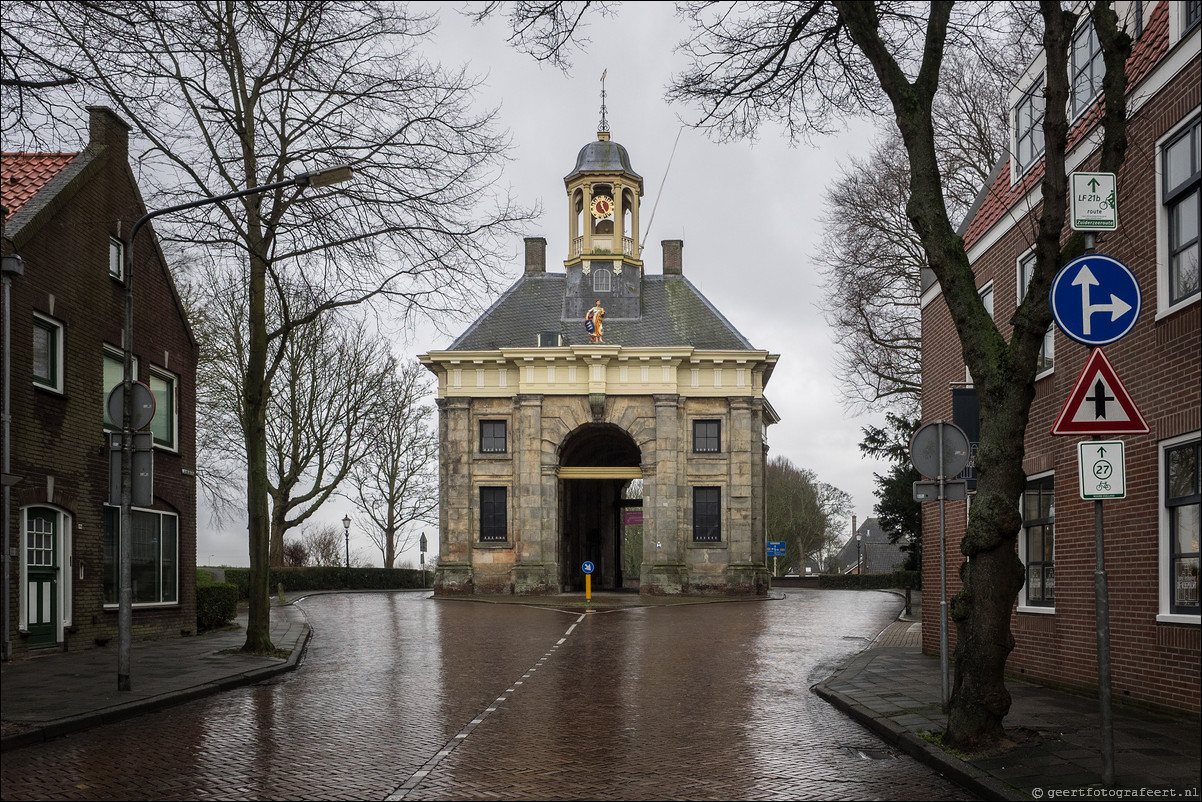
[
  {"x1": 1170, "y1": 0, "x2": 1202, "y2": 44},
  {"x1": 109, "y1": 237, "x2": 124, "y2": 281},
  {"x1": 32, "y1": 312, "x2": 65, "y2": 393},
  {"x1": 1155, "y1": 111, "x2": 1201, "y2": 318},
  {"x1": 1158, "y1": 431, "x2": 1201, "y2": 625},
  {"x1": 1017, "y1": 470, "x2": 1056, "y2": 615},
  {"x1": 593, "y1": 268, "x2": 612, "y2": 293},
  {"x1": 1070, "y1": 21, "x2": 1104, "y2": 121},
  {"x1": 102, "y1": 505, "x2": 180, "y2": 607},
  {"x1": 1011, "y1": 76, "x2": 1046, "y2": 182},
  {"x1": 18, "y1": 505, "x2": 73, "y2": 638},
  {"x1": 148, "y1": 366, "x2": 179, "y2": 452},
  {"x1": 1015, "y1": 249, "x2": 1055, "y2": 379}
]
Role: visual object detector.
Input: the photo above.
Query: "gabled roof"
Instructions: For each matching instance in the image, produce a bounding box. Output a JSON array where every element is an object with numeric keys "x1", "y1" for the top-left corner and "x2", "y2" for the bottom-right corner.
[
  {"x1": 1, "y1": 152, "x2": 78, "y2": 217},
  {"x1": 960, "y1": 1, "x2": 1171, "y2": 250},
  {"x1": 447, "y1": 273, "x2": 756, "y2": 351}
]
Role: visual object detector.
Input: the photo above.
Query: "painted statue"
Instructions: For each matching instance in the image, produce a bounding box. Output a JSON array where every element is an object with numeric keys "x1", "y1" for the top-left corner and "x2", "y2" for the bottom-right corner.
[{"x1": 585, "y1": 300, "x2": 605, "y2": 343}]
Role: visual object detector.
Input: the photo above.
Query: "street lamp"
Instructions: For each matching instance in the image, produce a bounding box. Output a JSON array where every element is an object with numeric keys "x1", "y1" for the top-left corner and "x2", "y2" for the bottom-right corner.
[
  {"x1": 856, "y1": 533, "x2": 863, "y2": 576},
  {"x1": 342, "y1": 515, "x2": 352, "y2": 589},
  {"x1": 116, "y1": 165, "x2": 354, "y2": 691}
]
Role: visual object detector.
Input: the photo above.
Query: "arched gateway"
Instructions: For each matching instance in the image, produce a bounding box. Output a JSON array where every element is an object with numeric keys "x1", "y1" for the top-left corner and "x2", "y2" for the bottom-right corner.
[{"x1": 421, "y1": 115, "x2": 779, "y2": 597}]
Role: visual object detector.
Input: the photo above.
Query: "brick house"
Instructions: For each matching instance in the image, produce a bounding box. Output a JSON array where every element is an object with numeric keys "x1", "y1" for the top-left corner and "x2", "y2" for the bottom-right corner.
[
  {"x1": 920, "y1": 1, "x2": 1199, "y2": 714},
  {"x1": 421, "y1": 124, "x2": 779, "y2": 596},
  {"x1": 2, "y1": 107, "x2": 198, "y2": 657}
]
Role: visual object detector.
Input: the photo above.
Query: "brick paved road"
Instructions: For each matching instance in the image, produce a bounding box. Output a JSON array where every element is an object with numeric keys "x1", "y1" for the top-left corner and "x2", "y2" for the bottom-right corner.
[{"x1": 0, "y1": 590, "x2": 970, "y2": 801}]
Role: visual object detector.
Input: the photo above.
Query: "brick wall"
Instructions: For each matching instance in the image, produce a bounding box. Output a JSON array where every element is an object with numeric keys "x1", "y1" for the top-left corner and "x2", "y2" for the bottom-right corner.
[{"x1": 920, "y1": 39, "x2": 1200, "y2": 713}]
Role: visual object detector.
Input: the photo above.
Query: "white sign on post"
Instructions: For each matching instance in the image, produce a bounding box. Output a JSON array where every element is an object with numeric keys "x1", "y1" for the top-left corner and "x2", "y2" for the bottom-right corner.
[
  {"x1": 1070, "y1": 172, "x2": 1118, "y2": 231},
  {"x1": 1078, "y1": 440, "x2": 1126, "y2": 499}
]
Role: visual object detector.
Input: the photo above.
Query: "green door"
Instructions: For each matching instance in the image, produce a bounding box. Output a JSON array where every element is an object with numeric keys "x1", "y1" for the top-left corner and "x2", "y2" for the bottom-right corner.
[{"x1": 26, "y1": 509, "x2": 57, "y2": 649}]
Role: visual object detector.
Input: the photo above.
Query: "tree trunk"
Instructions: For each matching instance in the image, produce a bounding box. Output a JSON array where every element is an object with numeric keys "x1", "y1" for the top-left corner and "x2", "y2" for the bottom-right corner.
[
  {"x1": 384, "y1": 525, "x2": 395, "y2": 569},
  {"x1": 242, "y1": 237, "x2": 274, "y2": 653},
  {"x1": 269, "y1": 497, "x2": 287, "y2": 567}
]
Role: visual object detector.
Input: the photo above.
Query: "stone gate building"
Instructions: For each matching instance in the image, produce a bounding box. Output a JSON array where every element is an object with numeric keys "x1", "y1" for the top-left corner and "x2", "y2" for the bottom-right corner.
[{"x1": 420, "y1": 123, "x2": 779, "y2": 596}]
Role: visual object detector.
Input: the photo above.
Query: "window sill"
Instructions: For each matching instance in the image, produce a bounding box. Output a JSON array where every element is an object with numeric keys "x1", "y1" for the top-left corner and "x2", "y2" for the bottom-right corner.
[
  {"x1": 102, "y1": 602, "x2": 179, "y2": 610},
  {"x1": 687, "y1": 540, "x2": 727, "y2": 550},
  {"x1": 1156, "y1": 613, "x2": 1200, "y2": 625},
  {"x1": 474, "y1": 540, "x2": 512, "y2": 550},
  {"x1": 1034, "y1": 368, "x2": 1054, "y2": 382},
  {"x1": 33, "y1": 382, "x2": 65, "y2": 396},
  {"x1": 1017, "y1": 604, "x2": 1055, "y2": 615},
  {"x1": 1155, "y1": 293, "x2": 1200, "y2": 322}
]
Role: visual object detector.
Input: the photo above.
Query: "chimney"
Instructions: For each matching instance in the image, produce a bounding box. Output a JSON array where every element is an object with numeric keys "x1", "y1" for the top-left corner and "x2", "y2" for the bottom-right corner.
[
  {"x1": 852, "y1": 515, "x2": 857, "y2": 536},
  {"x1": 662, "y1": 239, "x2": 683, "y2": 275},
  {"x1": 86, "y1": 106, "x2": 131, "y2": 157},
  {"x1": 524, "y1": 236, "x2": 546, "y2": 275}
]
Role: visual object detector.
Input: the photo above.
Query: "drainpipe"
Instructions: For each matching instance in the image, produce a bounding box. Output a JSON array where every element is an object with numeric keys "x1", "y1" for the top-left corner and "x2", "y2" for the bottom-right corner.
[{"x1": 2, "y1": 252, "x2": 26, "y2": 662}]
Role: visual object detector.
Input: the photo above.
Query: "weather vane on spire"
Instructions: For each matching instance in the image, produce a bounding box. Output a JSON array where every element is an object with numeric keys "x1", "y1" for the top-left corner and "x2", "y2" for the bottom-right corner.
[{"x1": 598, "y1": 69, "x2": 609, "y2": 134}]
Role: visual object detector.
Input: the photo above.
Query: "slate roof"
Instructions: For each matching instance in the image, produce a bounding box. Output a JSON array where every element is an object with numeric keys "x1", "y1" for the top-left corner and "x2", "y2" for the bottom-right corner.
[
  {"x1": 567, "y1": 139, "x2": 642, "y2": 181},
  {"x1": 959, "y1": 2, "x2": 1170, "y2": 248},
  {"x1": 448, "y1": 273, "x2": 756, "y2": 351},
  {"x1": 1, "y1": 152, "x2": 77, "y2": 217}
]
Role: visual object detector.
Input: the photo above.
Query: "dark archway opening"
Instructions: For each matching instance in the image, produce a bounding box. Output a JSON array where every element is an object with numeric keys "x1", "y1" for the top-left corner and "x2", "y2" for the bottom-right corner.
[{"x1": 558, "y1": 424, "x2": 642, "y2": 592}]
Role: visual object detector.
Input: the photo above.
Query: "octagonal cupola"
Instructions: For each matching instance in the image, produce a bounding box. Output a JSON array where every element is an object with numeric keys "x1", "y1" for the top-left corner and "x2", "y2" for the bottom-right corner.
[{"x1": 564, "y1": 74, "x2": 644, "y2": 273}]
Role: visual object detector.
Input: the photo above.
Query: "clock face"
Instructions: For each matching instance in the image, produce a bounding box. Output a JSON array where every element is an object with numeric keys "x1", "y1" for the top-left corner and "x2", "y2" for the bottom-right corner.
[{"x1": 590, "y1": 195, "x2": 614, "y2": 219}]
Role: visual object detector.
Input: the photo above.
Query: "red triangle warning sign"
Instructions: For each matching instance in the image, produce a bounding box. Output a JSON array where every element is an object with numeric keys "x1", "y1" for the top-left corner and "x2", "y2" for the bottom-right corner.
[{"x1": 1051, "y1": 348, "x2": 1149, "y2": 436}]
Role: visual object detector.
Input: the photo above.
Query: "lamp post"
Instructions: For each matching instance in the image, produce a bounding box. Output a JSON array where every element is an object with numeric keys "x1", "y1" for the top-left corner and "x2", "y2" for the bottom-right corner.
[
  {"x1": 342, "y1": 515, "x2": 351, "y2": 589},
  {"x1": 856, "y1": 533, "x2": 863, "y2": 576},
  {"x1": 116, "y1": 165, "x2": 353, "y2": 691}
]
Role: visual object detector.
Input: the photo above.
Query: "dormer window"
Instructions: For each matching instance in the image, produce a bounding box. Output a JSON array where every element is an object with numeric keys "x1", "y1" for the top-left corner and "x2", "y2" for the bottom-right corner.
[
  {"x1": 1071, "y1": 23, "x2": 1104, "y2": 119},
  {"x1": 593, "y1": 268, "x2": 612, "y2": 293},
  {"x1": 1014, "y1": 79, "x2": 1045, "y2": 176}
]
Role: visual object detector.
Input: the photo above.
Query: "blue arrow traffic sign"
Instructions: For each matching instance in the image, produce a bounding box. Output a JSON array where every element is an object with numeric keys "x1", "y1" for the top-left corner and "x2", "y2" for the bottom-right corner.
[
  {"x1": 1050, "y1": 254, "x2": 1141, "y2": 346},
  {"x1": 581, "y1": 561, "x2": 594, "y2": 575}
]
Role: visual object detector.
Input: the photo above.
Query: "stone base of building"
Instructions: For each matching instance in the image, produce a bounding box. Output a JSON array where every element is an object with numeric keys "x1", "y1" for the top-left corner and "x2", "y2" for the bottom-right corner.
[
  {"x1": 433, "y1": 563, "x2": 474, "y2": 595},
  {"x1": 434, "y1": 560, "x2": 768, "y2": 597},
  {"x1": 513, "y1": 563, "x2": 559, "y2": 595}
]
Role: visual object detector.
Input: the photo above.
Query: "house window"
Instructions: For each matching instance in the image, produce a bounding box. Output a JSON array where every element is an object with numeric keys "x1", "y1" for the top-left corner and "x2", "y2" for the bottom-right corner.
[
  {"x1": 1018, "y1": 253, "x2": 1055, "y2": 375},
  {"x1": 1164, "y1": 117, "x2": 1200, "y2": 307},
  {"x1": 693, "y1": 487, "x2": 721, "y2": 542},
  {"x1": 593, "y1": 268, "x2": 612, "y2": 293},
  {"x1": 693, "y1": 420, "x2": 721, "y2": 453},
  {"x1": 1187, "y1": 1, "x2": 1201, "y2": 31},
  {"x1": 148, "y1": 369, "x2": 177, "y2": 449},
  {"x1": 103, "y1": 506, "x2": 178, "y2": 605},
  {"x1": 1166, "y1": 440, "x2": 1200, "y2": 615},
  {"x1": 480, "y1": 420, "x2": 507, "y2": 453},
  {"x1": 1071, "y1": 23, "x2": 1104, "y2": 119},
  {"x1": 109, "y1": 237, "x2": 124, "y2": 280},
  {"x1": 103, "y1": 348, "x2": 137, "y2": 430},
  {"x1": 1023, "y1": 475, "x2": 1055, "y2": 608},
  {"x1": 1014, "y1": 79, "x2": 1045, "y2": 175},
  {"x1": 479, "y1": 487, "x2": 507, "y2": 542},
  {"x1": 979, "y1": 281, "x2": 994, "y2": 318},
  {"x1": 33, "y1": 314, "x2": 63, "y2": 391}
]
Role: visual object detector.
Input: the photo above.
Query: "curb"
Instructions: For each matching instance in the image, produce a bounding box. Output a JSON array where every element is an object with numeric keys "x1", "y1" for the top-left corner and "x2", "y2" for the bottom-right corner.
[
  {"x1": 0, "y1": 624, "x2": 312, "y2": 754},
  {"x1": 812, "y1": 676, "x2": 1028, "y2": 801}
]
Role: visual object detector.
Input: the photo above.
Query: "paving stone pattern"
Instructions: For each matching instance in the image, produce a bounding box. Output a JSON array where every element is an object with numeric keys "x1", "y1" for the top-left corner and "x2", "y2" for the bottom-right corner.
[{"x1": 0, "y1": 591, "x2": 969, "y2": 801}]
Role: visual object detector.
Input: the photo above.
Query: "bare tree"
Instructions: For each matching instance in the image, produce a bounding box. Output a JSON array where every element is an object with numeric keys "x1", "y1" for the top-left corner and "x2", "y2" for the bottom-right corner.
[
  {"x1": 766, "y1": 456, "x2": 852, "y2": 574},
  {"x1": 5, "y1": 1, "x2": 534, "y2": 652},
  {"x1": 344, "y1": 360, "x2": 438, "y2": 569},
  {"x1": 484, "y1": 0, "x2": 1134, "y2": 750}
]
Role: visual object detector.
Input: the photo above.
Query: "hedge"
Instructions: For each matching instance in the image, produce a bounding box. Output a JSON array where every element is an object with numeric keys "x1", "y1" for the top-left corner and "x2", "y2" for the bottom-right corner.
[
  {"x1": 222, "y1": 566, "x2": 429, "y2": 599},
  {"x1": 818, "y1": 570, "x2": 921, "y2": 590},
  {"x1": 197, "y1": 583, "x2": 239, "y2": 631}
]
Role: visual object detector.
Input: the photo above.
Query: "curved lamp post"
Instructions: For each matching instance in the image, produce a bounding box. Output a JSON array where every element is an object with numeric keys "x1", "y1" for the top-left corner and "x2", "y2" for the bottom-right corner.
[{"x1": 117, "y1": 165, "x2": 353, "y2": 691}]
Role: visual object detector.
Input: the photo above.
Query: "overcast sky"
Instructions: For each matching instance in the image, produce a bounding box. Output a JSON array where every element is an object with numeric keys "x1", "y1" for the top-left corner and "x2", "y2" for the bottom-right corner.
[{"x1": 200, "y1": 3, "x2": 890, "y2": 567}]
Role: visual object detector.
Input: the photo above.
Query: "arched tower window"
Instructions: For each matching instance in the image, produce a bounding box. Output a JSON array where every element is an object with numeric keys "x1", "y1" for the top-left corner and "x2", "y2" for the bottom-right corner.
[{"x1": 593, "y1": 268, "x2": 612, "y2": 292}]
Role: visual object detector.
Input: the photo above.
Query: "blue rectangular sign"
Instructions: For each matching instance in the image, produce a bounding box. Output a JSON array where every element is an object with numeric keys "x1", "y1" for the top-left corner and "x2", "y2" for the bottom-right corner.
[{"x1": 767, "y1": 541, "x2": 786, "y2": 556}]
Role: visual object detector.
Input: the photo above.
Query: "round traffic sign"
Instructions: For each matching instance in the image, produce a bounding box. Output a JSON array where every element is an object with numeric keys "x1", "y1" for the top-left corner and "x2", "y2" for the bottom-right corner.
[
  {"x1": 106, "y1": 381, "x2": 156, "y2": 431},
  {"x1": 1049, "y1": 254, "x2": 1141, "y2": 346},
  {"x1": 581, "y1": 561, "x2": 595, "y2": 575},
  {"x1": 909, "y1": 421, "x2": 971, "y2": 479}
]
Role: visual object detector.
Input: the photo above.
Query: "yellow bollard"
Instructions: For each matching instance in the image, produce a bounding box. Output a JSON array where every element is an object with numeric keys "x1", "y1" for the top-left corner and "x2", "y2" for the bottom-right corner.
[{"x1": 586, "y1": 573, "x2": 592, "y2": 602}]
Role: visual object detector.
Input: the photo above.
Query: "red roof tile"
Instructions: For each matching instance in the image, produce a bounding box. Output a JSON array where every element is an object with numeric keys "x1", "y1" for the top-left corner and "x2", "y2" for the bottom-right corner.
[
  {"x1": 962, "y1": 1, "x2": 1172, "y2": 251},
  {"x1": 1, "y1": 151, "x2": 78, "y2": 219}
]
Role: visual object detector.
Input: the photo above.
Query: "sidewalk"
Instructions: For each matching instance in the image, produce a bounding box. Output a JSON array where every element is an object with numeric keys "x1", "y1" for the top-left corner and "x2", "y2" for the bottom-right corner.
[
  {"x1": 1, "y1": 598, "x2": 311, "y2": 752},
  {"x1": 813, "y1": 590, "x2": 1202, "y2": 800}
]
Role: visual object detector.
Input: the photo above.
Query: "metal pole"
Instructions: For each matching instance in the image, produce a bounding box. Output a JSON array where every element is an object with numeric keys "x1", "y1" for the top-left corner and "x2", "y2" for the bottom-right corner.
[
  {"x1": 345, "y1": 527, "x2": 350, "y2": 589},
  {"x1": 1, "y1": 259, "x2": 21, "y2": 662},
  {"x1": 1093, "y1": 441, "x2": 1115, "y2": 784},
  {"x1": 939, "y1": 422, "x2": 950, "y2": 713}
]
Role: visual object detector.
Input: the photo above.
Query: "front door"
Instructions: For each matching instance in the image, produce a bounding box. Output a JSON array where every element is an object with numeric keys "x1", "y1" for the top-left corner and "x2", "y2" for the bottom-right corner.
[{"x1": 26, "y1": 509, "x2": 58, "y2": 649}]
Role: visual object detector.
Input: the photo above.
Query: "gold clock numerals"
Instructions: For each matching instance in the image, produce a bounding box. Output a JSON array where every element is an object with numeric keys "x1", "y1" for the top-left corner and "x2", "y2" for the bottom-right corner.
[{"x1": 590, "y1": 195, "x2": 614, "y2": 219}]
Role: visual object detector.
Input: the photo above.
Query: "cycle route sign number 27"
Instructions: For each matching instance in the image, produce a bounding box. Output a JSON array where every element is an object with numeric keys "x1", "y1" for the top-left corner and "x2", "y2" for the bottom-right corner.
[{"x1": 1078, "y1": 441, "x2": 1126, "y2": 500}]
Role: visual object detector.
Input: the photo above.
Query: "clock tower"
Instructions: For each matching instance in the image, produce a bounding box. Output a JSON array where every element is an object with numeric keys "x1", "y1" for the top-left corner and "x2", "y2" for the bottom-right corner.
[{"x1": 562, "y1": 76, "x2": 644, "y2": 321}]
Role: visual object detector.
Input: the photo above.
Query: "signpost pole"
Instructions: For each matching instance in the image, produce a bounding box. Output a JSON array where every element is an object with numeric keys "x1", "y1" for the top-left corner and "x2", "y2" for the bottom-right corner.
[
  {"x1": 938, "y1": 424, "x2": 950, "y2": 713},
  {"x1": 1091, "y1": 436, "x2": 1115, "y2": 785}
]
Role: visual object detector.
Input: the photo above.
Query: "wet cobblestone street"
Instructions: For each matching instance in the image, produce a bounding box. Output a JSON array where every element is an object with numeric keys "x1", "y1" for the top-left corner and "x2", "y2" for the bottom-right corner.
[{"x1": 0, "y1": 590, "x2": 971, "y2": 800}]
